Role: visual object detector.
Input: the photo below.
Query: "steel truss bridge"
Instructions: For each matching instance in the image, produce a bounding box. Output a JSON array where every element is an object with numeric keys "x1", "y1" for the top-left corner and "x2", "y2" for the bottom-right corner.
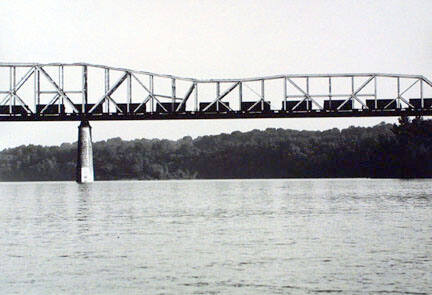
[
  {"x1": 2, "y1": 62, "x2": 432, "y2": 183},
  {"x1": 0, "y1": 63, "x2": 432, "y2": 121}
]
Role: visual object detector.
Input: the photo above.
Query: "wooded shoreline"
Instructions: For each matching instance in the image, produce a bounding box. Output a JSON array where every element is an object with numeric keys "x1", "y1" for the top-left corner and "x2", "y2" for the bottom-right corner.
[{"x1": 1, "y1": 117, "x2": 431, "y2": 181}]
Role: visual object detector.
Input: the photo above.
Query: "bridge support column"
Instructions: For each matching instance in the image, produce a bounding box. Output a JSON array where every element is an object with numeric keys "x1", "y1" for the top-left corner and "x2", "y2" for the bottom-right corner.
[{"x1": 76, "y1": 120, "x2": 94, "y2": 183}]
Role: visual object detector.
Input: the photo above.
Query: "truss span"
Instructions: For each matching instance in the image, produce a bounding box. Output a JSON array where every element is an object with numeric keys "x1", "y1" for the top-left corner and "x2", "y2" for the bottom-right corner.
[{"x1": 0, "y1": 62, "x2": 431, "y2": 121}]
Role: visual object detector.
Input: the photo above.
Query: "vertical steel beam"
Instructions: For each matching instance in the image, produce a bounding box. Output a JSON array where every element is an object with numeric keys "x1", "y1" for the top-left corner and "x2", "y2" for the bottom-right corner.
[
  {"x1": 239, "y1": 82, "x2": 243, "y2": 111},
  {"x1": 105, "y1": 68, "x2": 110, "y2": 113},
  {"x1": 397, "y1": 77, "x2": 400, "y2": 109},
  {"x1": 351, "y1": 76, "x2": 354, "y2": 110},
  {"x1": 374, "y1": 76, "x2": 377, "y2": 109},
  {"x1": 127, "y1": 72, "x2": 132, "y2": 113},
  {"x1": 82, "y1": 65, "x2": 88, "y2": 113},
  {"x1": 328, "y1": 77, "x2": 332, "y2": 109},
  {"x1": 306, "y1": 77, "x2": 310, "y2": 110},
  {"x1": 59, "y1": 66, "x2": 63, "y2": 88},
  {"x1": 194, "y1": 82, "x2": 198, "y2": 112},
  {"x1": 34, "y1": 66, "x2": 40, "y2": 110},
  {"x1": 9, "y1": 66, "x2": 15, "y2": 114},
  {"x1": 283, "y1": 77, "x2": 287, "y2": 111},
  {"x1": 216, "y1": 82, "x2": 220, "y2": 112},
  {"x1": 59, "y1": 65, "x2": 64, "y2": 113},
  {"x1": 420, "y1": 79, "x2": 424, "y2": 108},
  {"x1": 171, "y1": 78, "x2": 176, "y2": 112},
  {"x1": 261, "y1": 79, "x2": 264, "y2": 110},
  {"x1": 149, "y1": 75, "x2": 154, "y2": 113}
]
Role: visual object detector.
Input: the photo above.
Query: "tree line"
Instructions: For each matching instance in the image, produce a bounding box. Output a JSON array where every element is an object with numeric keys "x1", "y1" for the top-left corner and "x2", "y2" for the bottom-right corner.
[{"x1": 0, "y1": 116, "x2": 431, "y2": 181}]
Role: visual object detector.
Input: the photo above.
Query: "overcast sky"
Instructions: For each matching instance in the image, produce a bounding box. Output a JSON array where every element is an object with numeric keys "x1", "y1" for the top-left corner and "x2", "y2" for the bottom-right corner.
[{"x1": 0, "y1": 0, "x2": 432, "y2": 149}]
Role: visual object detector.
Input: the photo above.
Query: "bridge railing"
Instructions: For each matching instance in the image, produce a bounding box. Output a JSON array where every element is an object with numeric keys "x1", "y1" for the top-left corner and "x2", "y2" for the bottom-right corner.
[{"x1": 0, "y1": 63, "x2": 431, "y2": 118}]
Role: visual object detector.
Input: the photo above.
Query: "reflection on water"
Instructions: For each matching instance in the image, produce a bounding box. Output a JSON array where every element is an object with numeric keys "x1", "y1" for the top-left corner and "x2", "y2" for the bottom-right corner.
[
  {"x1": 76, "y1": 185, "x2": 90, "y2": 238},
  {"x1": 0, "y1": 179, "x2": 431, "y2": 294}
]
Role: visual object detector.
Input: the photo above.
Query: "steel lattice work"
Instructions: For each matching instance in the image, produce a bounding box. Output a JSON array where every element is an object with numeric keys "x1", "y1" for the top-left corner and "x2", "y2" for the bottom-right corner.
[{"x1": 0, "y1": 62, "x2": 432, "y2": 121}]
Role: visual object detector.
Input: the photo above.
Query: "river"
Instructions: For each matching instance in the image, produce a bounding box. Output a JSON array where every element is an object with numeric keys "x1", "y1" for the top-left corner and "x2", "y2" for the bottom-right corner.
[{"x1": 0, "y1": 179, "x2": 431, "y2": 294}]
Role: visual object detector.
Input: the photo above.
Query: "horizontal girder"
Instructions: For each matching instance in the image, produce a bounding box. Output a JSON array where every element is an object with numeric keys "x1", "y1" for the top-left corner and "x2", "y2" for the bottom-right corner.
[
  {"x1": 0, "y1": 109, "x2": 431, "y2": 122},
  {"x1": 0, "y1": 62, "x2": 427, "y2": 82}
]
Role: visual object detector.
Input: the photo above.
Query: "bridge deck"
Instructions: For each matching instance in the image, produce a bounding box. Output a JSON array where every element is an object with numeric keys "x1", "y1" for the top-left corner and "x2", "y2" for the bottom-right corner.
[{"x1": 0, "y1": 109, "x2": 430, "y2": 121}]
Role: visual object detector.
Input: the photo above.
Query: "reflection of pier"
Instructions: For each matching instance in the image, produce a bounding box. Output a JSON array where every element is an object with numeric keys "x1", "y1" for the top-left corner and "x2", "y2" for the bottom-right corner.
[{"x1": 1, "y1": 63, "x2": 432, "y2": 182}]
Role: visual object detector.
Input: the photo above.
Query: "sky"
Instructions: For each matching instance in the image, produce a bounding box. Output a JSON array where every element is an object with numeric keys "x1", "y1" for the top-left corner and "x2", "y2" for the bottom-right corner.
[{"x1": 0, "y1": 0, "x2": 432, "y2": 149}]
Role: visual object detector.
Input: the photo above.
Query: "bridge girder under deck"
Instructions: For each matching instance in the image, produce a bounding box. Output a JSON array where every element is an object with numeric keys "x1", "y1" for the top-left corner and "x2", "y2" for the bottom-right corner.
[{"x1": 0, "y1": 109, "x2": 431, "y2": 122}]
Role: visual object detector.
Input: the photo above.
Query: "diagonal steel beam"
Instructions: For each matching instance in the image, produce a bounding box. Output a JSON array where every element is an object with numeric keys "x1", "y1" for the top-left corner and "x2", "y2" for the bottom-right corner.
[
  {"x1": 13, "y1": 67, "x2": 35, "y2": 92},
  {"x1": 155, "y1": 100, "x2": 168, "y2": 112},
  {"x1": 106, "y1": 95, "x2": 123, "y2": 113},
  {"x1": 131, "y1": 73, "x2": 159, "y2": 112},
  {"x1": 1, "y1": 67, "x2": 35, "y2": 105},
  {"x1": 134, "y1": 95, "x2": 168, "y2": 113},
  {"x1": 291, "y1": 99, "x2": 309, "y2": 111},
  {"x1": 286, "y1": 78, "x2": 322, "y2": 110},
  {"x1": 383, "y1": 99, "x2": 398, "y2": 109},
  {"x1": 176, "y1": 83, "x2": 195, "y2": 112},
  {"x1": 387, "y1": 95, "x2": 412, "y2": 109},
  {"x1": 393, "y1": 79, "x2": 419, "y2": 108},
  {"x1": 131, "y1": 73, "x2": 156, "y2": 99},
  {"x1": 244, "y1": 83, "x2": 263, "y2": 99},
  {"x1": 247, "y1": 99, "x2": 267, "y2": 112},
  {"x1": 39, "y1": 94, "x2": 60, "y2": 114},
  {"x1": 37, "y1": 66, "x2": 79, "y2": 113},
  {"x1": 337, "y1": 76, "x2": 375, "y2": 110},
  {"x1": 90, "y1": 94, "x2": 122, "y2": 113},
  {"x1": 89, "y1": 72, "x2": 128, "y2": 113},
  {"x1": 133, "y1": 95, "x2": 150, "y2": 113},
  {"x1": 219, "y1": 100, "x2": 234, "y2": 112},
  {"x1": 399, "y1": 79, "x2": 419, "y2": 97},
  {"x1": 0, "y1": 96, "x2": 9, "y2": 106},
  {"x1": 202, "y1": 82, "x2": 239, "y2": 112},
  {"x1": 134, "y1": 94, "x2": 168, "y2": 113},
  {"x1": 243, "y1": 83, "x2": 267, "y2": 112},
  {"x1": 376, "y1": 78, "x2": 416, "y2": 110},
  {"x1": 421, "y1": 76, "x2": 432, "y2": 88},
  {"x1": 13, "y1": 93, "x2": 32, "y2": 113}
]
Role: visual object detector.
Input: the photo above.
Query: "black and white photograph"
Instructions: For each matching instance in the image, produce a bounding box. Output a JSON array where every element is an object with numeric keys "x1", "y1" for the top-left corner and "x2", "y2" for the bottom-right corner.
[{"x1": 0, "y1": 0, "x2": 431, "y2": 294}]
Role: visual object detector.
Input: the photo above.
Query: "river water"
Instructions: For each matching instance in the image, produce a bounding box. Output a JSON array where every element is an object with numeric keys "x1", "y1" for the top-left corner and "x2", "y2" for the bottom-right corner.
[{"x1": 0, "y1": 179, "x2": 431, "y2": 294}]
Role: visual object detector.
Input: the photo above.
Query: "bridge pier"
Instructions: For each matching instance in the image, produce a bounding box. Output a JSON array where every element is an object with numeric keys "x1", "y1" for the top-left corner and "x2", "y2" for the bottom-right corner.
[{"x1": 76, "y1": 120, "x2": 94, "y2": 183}]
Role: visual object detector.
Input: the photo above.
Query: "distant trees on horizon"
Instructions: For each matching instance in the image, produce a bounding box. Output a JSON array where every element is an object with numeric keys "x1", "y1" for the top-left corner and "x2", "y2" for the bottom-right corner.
[{"x1": 0, "y1": 116, "x2": 431, "y2": 181}]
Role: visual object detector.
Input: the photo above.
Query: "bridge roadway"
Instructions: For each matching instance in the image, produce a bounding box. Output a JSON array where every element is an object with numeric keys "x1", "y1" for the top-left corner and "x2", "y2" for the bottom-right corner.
[
  {"x1": 0, "y1": 108, "x2": 431, "y2": 121},
  {"x1": 1, "y1": 62, "x2": 431, "y2": 182}
]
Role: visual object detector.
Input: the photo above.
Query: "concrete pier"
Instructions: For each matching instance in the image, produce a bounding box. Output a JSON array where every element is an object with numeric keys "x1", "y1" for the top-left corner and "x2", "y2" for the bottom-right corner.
[{"x1": 76, "y1": 120, "x2": 94, "y2": 183}]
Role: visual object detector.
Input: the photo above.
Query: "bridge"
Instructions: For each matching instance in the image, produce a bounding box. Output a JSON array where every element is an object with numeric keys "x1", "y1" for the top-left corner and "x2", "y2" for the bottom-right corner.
[{"x1": 1, "y1": 62, "x2": 432, "y2": 182}]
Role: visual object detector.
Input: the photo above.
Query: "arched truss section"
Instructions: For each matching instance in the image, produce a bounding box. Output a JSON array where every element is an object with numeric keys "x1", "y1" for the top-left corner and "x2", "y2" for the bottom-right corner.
[{"x1": 0, "y1": 62, "x2": 431, "y2": 121}]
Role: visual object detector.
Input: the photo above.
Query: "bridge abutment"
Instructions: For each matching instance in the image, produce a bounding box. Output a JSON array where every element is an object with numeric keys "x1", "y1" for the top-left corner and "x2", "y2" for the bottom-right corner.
[{"x1": 76, "y1": 120, "x2": 94, "y2": 183}]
